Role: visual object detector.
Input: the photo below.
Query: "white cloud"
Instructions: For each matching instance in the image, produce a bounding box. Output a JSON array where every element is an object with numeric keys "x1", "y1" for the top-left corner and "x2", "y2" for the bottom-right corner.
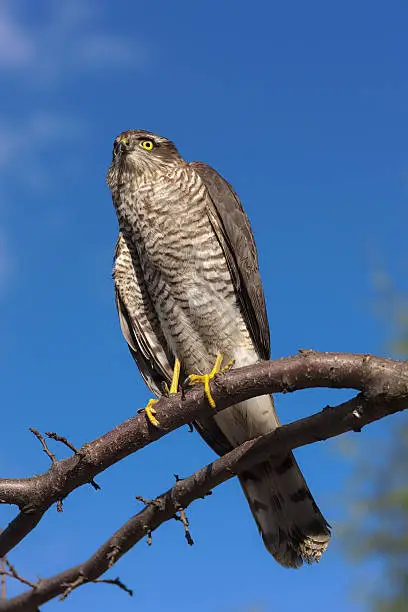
[
  {"x1": 78, "y1": 34, "x2": 144, "y2": 69},
  {"x1": 0, "y1": 0, "x2": 144, "y2": 81},
  {"x1": 0, "y1": 1, "x2": 144, "y2": 174},
  {"x1": 0, "y1": 4, "x2": 33, "y2": 69},
  {"x1": 0, "y1": 111, "x2": 83, "y2": 295},
  {"x1": 0, "y1": 112, "x2": 82, "y2": 171}
]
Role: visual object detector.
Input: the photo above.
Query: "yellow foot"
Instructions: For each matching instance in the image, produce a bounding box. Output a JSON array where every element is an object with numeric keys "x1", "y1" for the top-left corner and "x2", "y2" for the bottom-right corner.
[
  {"x1": 188, "y1": 353, "x2": 225, "y2": 408},
  {"x1": 221, "y1": 357, "x2": 235, "y2": 373},
  {"x1": 144, "y1": 398, "x2": 160, "y2": 427},
  {"x1": 140, "y1": 359, "x2": 181, "y2": 427}
]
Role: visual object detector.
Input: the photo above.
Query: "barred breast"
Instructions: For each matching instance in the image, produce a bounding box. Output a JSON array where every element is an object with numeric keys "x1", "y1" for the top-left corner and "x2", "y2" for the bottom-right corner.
[{"x1": 115, "y1": 164, "x2": 254, "y2": 375}]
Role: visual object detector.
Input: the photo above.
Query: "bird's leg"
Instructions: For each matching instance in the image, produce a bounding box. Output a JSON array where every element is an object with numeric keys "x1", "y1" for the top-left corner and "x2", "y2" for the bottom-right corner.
[
  {"x1": 169, "y1": 358, "x2": 181, "y2": 394},
  {"x1": 143, "y1": 359, "x2": 181, "y2": 427},
  {"x1": 187, "y1": 353, "x2": 228, "y2": 408},
  {"x1": 144, "y1": 399, "x2": 160, "y2": 427}
]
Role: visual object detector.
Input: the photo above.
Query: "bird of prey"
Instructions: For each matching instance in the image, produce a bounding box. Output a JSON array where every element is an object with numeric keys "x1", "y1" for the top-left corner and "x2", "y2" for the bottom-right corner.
[{"x1": 107, "y1": 130, "x2": 330, "y2": 567}]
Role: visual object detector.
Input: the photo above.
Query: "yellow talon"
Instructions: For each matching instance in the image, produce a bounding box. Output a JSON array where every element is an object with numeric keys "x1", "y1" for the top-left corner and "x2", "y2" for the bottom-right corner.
[
  {"x1": 141, "y1": 359, "x2": 181, "y2": 427},
  {"x1": 145, "y1": 398, "x2": 160, "y2": 427},
  {"x1": 188, "y1": 353, "x2": 225, "y2": 408},
  {"x1": 221, "y1": 357, "x2": 235, "y2": 373}
]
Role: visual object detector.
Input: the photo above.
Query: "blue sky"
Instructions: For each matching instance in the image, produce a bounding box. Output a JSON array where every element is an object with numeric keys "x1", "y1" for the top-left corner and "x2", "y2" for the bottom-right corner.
[{"x1": 0, "y1": 0, "x2": 407, "y2": 610}]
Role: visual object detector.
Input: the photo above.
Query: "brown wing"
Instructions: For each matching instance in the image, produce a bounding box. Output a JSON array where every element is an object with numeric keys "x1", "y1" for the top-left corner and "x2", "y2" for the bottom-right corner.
[
  {"x1": 190, "y1": 161, "x2": 270, "y2": 360},
  {"x1": 113, "y1": 233, "x2": 174, "y2": 397}
]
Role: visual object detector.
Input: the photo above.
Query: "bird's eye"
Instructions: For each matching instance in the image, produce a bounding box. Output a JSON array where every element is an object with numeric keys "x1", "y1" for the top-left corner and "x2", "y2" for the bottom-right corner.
[{"x1": 140, "y1": 140, "x2": 154, "y2": 151}]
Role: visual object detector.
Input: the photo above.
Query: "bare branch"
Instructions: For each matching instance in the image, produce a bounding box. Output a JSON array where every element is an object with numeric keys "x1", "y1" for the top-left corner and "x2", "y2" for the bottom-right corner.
[
  {"x1": 89, "y1": 578, "x2": 133, "y2": 597},
  {"x1": 1, "y1": 382, "x2": 407, "y2": 611},
  {"x1": 29, "y1": 430, "x2": 56, "y2": 466},
  {"x1": 0, "y1": 352, "x2": 407, "y2": 560},
  {"x1": 0, "y1": 529, "x2": 36, "y2": 597},
  {"x1": 44, "y1": 432, "x2": 79, "y2": 455},
  {"x1": 174, "y1": 508, "x2": 194, "y2": 546},
  {"x1": 135, "y1": 495, "x2": 161, "y2": 508},
  {"x1": 0, "y1": 561, "x2": 35, "y2": 590},
  {"x1": 59, "y1": 574, "x2": 132, "y2": 601}
]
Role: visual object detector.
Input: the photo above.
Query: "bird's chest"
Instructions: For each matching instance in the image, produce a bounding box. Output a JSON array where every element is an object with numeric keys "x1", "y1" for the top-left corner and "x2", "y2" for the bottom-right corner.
[
  {"x1": 117, "y1": 175, "x2": 243, "y2": 361},
  {"x1": 120, "y1": 178, "x2": 219, "y2": 279}
]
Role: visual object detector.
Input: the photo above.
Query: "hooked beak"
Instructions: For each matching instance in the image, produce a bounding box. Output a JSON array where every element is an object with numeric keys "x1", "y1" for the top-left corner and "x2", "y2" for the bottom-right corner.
[{"x1": 114, "y1": 137, "x2": 130, "y2": 157}]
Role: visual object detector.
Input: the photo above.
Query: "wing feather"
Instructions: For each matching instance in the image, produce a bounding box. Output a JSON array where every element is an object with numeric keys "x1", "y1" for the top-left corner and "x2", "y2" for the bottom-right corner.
[
  {"x1": 190, "y1": 161, "x2": 270, "y2": 360},
  {"x1": 114, "y1": 233, "x2": 235, "y2": 455},
  {"x1": 113, "y1": 233, "x2": 174, "y2": 396}
]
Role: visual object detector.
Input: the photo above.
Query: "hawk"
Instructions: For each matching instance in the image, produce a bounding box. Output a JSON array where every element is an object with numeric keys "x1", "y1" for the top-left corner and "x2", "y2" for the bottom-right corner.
[{"x1": 107, "y1": 130, "x2": 330, "y2": 567}]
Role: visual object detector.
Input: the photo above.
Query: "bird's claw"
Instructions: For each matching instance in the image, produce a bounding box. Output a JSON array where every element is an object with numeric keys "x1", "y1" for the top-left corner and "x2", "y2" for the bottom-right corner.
[
  {"x1": 140, "y1": 359, "x2": 182, "y2": 427},
  {"x1": 187, "y1": 353, "x2": 225, "y2": 408},
  {"x1": 221, "y1": 357, "x2": 235, "y2": 373},
  {"x1": 144, "y1": 398, "x2": 160, "y2": 427}
]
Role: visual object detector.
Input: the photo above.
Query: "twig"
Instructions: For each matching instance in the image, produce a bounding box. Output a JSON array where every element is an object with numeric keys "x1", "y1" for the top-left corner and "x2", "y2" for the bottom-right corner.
[
  {"x1": 107, "y1": 547, "x2": 120, "y2": 569},
  {"x1": 136, "y1": 496, "x2": 162, "y2": 509},
  {"x1": 45, "y1": 432, "x2": 79, "y2": 455},
  {"x1": 28, "y1": 421, "x2": 65, "y2": 530},
  {"x1": 29, "y1": 429, "x2": 56, "y2": 465},
  {"x1": 0, "y1": 559, "x2": 35, "y2": 589},
  {"x1": 173, "y1": 476, "x2": 194, "y2": 545},
  {"x1": 92, "y1": 578, "x2": 132, "y2": 597},
  {"x1": 0, "y1": 572, "x2": 34, "y2": 590},
  {"x1": 136, "y1": 495, "x2": 158, "y2": 546},
  {"x1": 88, "y1": 480, "x2": 101, "y2": 491},
  {"x1": 60, "y1": 575, "x2": 85, "y2": 601},
  {"x1": 174, "y1": 508, "x2": 194, "y2": 546},
  {"x1": 135, "y1": 495, "x2": 151, "y2": 506},
  {"x1": 45, "y1": 432, "x2": 100, "y2": 490},
  {"x1": 60, "y1": 574, "x2": 132, "y2": 601}
]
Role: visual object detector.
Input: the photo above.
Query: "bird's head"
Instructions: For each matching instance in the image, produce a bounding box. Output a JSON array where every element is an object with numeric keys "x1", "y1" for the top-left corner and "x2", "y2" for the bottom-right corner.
[{"x1": 106, "y1": 130, "x2": 182, "y2": 189}]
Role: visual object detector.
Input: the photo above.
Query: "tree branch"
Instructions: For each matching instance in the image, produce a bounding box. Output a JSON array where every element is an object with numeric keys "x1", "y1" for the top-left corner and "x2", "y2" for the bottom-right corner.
[
  {"x1": 0, "y1": 352, "x2": 407, "y2": 560},
  {"x1": 1, "y1": 381, "x2": 407, "y2": 611}
]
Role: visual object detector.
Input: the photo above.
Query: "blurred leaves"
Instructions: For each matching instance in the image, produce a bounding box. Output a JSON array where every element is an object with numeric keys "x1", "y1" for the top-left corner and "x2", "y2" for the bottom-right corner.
[
  {"x1": 372, "y1": 267, "x2": 408, "y2": 358},
  {"x1": 343, "y1": 270, "x2": 408, "y2": 611}
]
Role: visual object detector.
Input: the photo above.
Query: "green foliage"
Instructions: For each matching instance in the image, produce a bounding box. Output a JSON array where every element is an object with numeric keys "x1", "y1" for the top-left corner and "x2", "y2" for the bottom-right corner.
[
  {"x1": 347, "y1": 422, "x2": 408, "y2": 609},
  {"x1": 343, "y1": 276, "x2": 408, "y2": 610}
]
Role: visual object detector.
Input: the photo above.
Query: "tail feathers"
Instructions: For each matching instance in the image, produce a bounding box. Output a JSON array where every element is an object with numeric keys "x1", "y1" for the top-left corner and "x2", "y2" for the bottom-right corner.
[
  {"x1": 199, "y1": 390, "x2": 331, "y2": 567},
  {"x1": 239, "y1": 454, "x2": 331, "y2": 568}
]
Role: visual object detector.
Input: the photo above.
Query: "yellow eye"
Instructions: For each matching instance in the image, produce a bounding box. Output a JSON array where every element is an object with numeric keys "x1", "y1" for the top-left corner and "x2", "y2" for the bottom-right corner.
[{"x1": 140, "y1": 140, "x2": 154, "y2": 151}]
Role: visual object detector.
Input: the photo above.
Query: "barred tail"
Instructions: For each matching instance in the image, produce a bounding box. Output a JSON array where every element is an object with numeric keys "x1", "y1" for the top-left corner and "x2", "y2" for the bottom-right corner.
[
  {"x1": 214, "y1": 392, "x2": 330, "y2": 567},
  {"x1": 198, "y1": 391, "x2": 331, "y2": 567},
  {"x1": 239, "y1": 450, "x2": 330, "y2": 567}
]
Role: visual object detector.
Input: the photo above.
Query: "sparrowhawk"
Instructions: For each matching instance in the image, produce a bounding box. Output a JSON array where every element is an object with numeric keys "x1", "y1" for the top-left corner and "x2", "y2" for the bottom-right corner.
[{"x1": 106, "y1": 130, "x2": 330, "y2": 567}]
